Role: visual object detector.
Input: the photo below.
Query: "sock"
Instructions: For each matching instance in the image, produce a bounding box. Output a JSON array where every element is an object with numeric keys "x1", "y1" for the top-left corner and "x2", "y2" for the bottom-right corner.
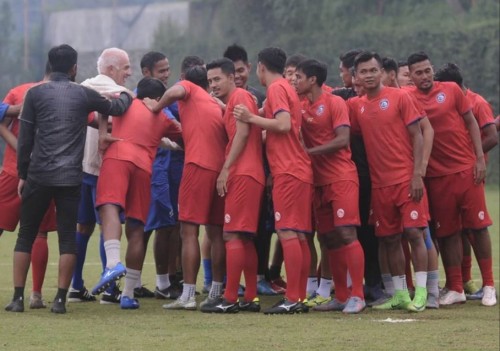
[
  {"x1": 306, "y1": 277, "x2": 319, "y2": 296},
  {"x1": 392, "y1": 275, "x2": 407, "y2": 291},
  {"x1": 14, "y1": 287, "x2": 25, "y2": 301},
  {"x1": 415, "y1": 271, "x2": 427, "y2": 289},
  {"x1": 209, "y1": 281, "x2": 224, "y2": 299},
  {"x1": 242, "y1": 240, "x2": 258, "y2": 302},
  {"x1": 344, "y1": 241, "x2": 365, "y2": 299},
  {"x1": 99, "y1": 232, "x2": 107, "y2": 271},
  {"x1": 299, "y1": 239, "x2": 311, "y2": 301},
  {"x1": 427, "y1": 270, "x2": 439, "y2": 297},
  {"x1": 31, "y1": 235, "x2": 48, "y2": 294},
  {"x1": 135, "y1": 276, "x2": 143, "y2": 289},
  {"x1": 316, "y1": 278, "x2": 333, "y2": 298},
  {"x1": 281, "y1": 237, "x2": 302, "y2": 302},
  {"x1": 104, "y1": 239, "x2": 121, "y2": 269},
  {"x1": 382, "y1": 273, "x2": 395, "y2": 295},
  {"x1": 202, "y1": 258, "x2": 212, "y2": 287},
  {"x1": 269, "y1": 264, "x2": 281, "y2": 281},
  {"x1": 223, "y1": 240, "x2": 245, "y2": 303},
  {"x1": 72, "y1": 232, "x2": 90, "y2": 290},
  {"x1": 461, "y1": 254, "x2": 472, "y2": 283},
  {"x1": 180, "y1": 283, "x2": 196, "y2": 301},
  {"x1": 156, "y1": 274, "x2": 171, "y2": 291},
  {"x1": 122, "y1": 268, "x2": 141, "y2": 298},
  {"x1": 477, "y1": 257, "x2": 494, "y2": 287},
  {"x1": 328, "y1": 246, "x2": 349, "y2": 302},
  {"x1": 444, "y1": 265, "x2": 463, "y2": 293},
  {"x1": 54, "y1": 288, "x2": 68, "y2": 303}
]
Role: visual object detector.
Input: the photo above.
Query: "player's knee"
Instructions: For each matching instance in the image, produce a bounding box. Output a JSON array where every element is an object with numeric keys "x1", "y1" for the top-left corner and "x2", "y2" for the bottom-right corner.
[
  {"x1": 14, "y1": 236, "x2": 36, "y2": 253},
  {"x1": 59, "y1": 233, "x2": 77, "y2": 255}
]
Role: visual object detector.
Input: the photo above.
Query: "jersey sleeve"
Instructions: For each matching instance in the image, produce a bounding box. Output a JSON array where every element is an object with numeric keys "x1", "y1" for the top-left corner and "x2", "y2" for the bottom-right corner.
[
  {"x1": 472, "y1": 97, "x2": 495, "y2": 128},
  {"x1": 233, "y1": 90, "x2": 259, "y2": 114},
  {"x1": 451, "y1": 84, "x2": 472, "y2": 115},
  {"x1": 399, "y1": 91, "x2": 423, "y2": 126},
  {"x1": 330, "y1": 96, "x2": 350, "y2": 130},
  {"x1": 176, "y1": 80, "x2": 192, "y2": 101},
  {"x1": 267, "y1": 84, "x2": 290, "y2": 118}
]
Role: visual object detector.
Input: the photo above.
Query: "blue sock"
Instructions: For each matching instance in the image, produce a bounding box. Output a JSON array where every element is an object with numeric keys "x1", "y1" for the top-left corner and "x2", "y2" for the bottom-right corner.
[
  {"x1": 72, "y1": 232, "x2": 91, "y2": 290},
  {"x1": 203, "y1": 258, "x2": 212, "y2": 286},
  {"x1": 99, "y1": 232, "x2": 107, "y2": 271}
]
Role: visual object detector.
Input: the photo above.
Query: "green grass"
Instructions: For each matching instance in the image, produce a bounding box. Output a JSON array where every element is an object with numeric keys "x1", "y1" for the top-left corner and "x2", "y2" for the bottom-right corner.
[{"x1": 0, "y1": 188, "x2": 498, "y2": 351}]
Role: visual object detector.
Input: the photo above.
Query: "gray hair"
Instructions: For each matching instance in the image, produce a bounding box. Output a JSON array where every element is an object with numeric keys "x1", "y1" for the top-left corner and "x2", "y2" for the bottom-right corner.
[{"x1": 97, "y1": 47, "x2": 129, "y2": 74}]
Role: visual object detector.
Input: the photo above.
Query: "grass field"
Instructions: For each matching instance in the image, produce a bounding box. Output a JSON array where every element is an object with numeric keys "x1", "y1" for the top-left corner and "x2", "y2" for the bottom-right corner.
[{"x1": 0, "y1": 188, "x2": 498, "y2": 351}]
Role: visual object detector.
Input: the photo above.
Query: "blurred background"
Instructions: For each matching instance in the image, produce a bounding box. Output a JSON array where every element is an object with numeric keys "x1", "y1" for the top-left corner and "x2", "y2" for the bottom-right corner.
[{"x1": 0, "y1": 0, "x2": 498, "y2": 183}]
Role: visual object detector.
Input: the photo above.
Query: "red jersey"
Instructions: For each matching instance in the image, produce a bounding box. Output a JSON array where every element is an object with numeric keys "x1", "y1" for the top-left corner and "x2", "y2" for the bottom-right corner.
[
  {"x1": 176, "y1": 80, "x2": 227, "y2": 172},
  {"x1": 350, "y1": 86, "x2": 422, "y2": 188},
  {"x1": 301, "y1": 92, "x2": 358, "y2": 185},
  {"x1": 321, "y1": 84, "x2": 335, "y2": 94},
  {"x1": 466, "y1": 89, "x2": 495, "y2": 131},
  {"x1": 1, "y1": 82, "x2": 37, "y2": 176},
  {"x1": 407, "y1": 81, "x2": 474, "y2": 177},
  {"x1": 264, "y1": 78, "x2": 312, "y2": 184},
  {"x1": 105, "y1": 99, "x2": 182, "y2": 174},
  {"x1": 224, "y1": 88, "x2": 265, "y2": 184}
]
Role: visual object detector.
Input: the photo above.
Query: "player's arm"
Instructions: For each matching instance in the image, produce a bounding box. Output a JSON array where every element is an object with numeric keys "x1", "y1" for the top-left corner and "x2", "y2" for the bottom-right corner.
[
  {"x1": 144, "y1": 85, "x2": 186, "y2": 113},
  {"x1": 85, "y1": 88, "x2": 133, "y2": 116},
  {"x1": 17, "y1": 91, "x2": 36, "y2": 183},
  {"x1": 6, "y1": 104, "x2": 22, "y2": 117},
  {"x1": 307, "y1": 126, "x2": 350, "y2": 155},
  {"x1": 97, "y1": 113, "x2": 121, "y2": 154},
  {"x1": 233, "y1": 104, "x2": 290, "y2": 133},
  {"x1": 419, "y1": 116, "x2": 434, "y2": 177},
  {"x1": 462, "y1": 110, "x2": 486, "y2": 183},
  {"x1": 480, "y1": 124, "x2": 498, "y2": 154},
  {"x1": 0, "y1": 117, "x2": 17, "y2": 150},
  {"x1": 407, "y1": 121, "x2": 424, "y2": 202}
]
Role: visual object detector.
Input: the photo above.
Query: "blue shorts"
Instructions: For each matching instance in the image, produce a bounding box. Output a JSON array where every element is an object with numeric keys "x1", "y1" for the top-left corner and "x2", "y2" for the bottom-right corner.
[
  {"x1": 168, "y1": 151, "x2": 184, "y2": 220},
  {"x1": 145, "y1": 149, "x2": 176, "y2": 232}
]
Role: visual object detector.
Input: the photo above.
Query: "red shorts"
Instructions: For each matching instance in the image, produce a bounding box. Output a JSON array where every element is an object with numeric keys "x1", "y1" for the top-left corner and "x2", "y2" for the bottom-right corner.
[
  {"x1": 178, "y1": 163, "x2": 224, "y2": 226},
  {"x1": 96, "y1": 158, "x2": 151, "y2": 224},
  {"x1": 223, "y1": 175, "x2": 264, "y2": 234},
  {"x1": 371, "y1": 180, "x2": 429, "y2": 237},
  {"x1": 272, "y1": 174, "x2": 313, "y2": 233},
  {"x1": 0, "y1": 172, "x2": 56, "y2": 232},
  {"x1": 426, "y1": 168, "x2": 492, "y2": 238},
  {"x1": 314, "y1": 180, "x2": 361, "y2": 235}
]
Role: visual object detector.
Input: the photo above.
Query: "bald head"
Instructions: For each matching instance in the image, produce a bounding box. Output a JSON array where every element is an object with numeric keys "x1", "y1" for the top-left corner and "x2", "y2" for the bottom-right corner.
[{"x1": 97, "y1": 48, "x2": 131, "y2": 85}]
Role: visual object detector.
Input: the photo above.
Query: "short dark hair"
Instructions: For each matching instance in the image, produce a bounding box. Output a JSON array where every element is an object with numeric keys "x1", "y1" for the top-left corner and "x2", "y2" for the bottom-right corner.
[
  {"x1": 181, "y1": 55, "x2": 204, "y2": 74},
  {"x1": 136, "y1": 77, "x2": 167, "y2": 100},
  {"x1": 185, "y1": 65, "x2": 208, "y2": 90},
  {"x1": 382, "y1": 57, "x2": 398, "y2": 74},
  {"x1": 296, "y1": 59, "x2": 327, "y2": 87},
  {"x1": 398, "y1": 60, "x2": 408, "y2": 68},
  {"x1": 434, "y1": 62, "x2": 464, "y2": 87},
  {"x1": 48, "y1": 44, "x2": 77, "y2": 73},
  {"x1": 206, "y1": 58, "x2": 235, "y2": 76},
  {"x1": 285, "y1": 54, "x2": 307, "y2": 68},
  {"x1": 353, "y1": 51, "x2": 382, "y2": 71},
  {"x1": 407, "y1": 51, "x2": 430, "y2": 68},
  {"x1": 258, "y1": 47, "x2": 286, "y2": 74},
  {"x1": 223, "y1": 44, "x2": 248, "y2": 63},
  {"x1": 44, "y1": 60, "x2": 52, "y2": 76},
  {"x1": 339, "y1": 49, "x2": 362, "y2": 69},
  {"x1": 140, "y1": 51, "x2": 166, "y2": 72}
]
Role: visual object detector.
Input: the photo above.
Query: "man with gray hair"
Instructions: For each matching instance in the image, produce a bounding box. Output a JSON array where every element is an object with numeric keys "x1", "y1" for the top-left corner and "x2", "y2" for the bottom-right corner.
[{"x1": 68, "y1": 48, "x2": 133, "y2": 305}]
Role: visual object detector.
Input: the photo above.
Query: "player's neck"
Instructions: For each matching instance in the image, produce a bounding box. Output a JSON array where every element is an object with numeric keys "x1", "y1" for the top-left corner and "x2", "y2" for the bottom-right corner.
[
  {"x1": 222, "y1": 86, "x2": 236, "y2": 104},
  {"x1": 366, "y1": 84, "x2": 382, "y2": 99},
  {"x1": 309, "y1": 86, "x2": 323, "y2": 103},
  {"x1": 266, "y1": 73, "x2": 283, "y2": 87}
]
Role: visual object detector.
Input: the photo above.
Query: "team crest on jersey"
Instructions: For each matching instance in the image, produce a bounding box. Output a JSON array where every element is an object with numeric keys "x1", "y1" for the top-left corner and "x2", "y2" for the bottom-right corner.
[
  {"x1": 436, "y1": 92, "x2": 446, "y2": 104},
  {"x1": 224, "y1": 214, "x2": 231, "y2": 223},
  {"x1": 316, "y1": 104, "x2": 325, "y2": 116},
  {"x1": 379, "y1": 99, "x2": 389, "y2": 110},
  {"x1": 478, "y1": 211, "x2": 485, "y2": 220},
  {"x1": 336, "y1": 209, "x2": 345, "y2": 218},
  {"x1": 275, "y1": 212, "x2": 281, "y2": 222},
  {"x1": 410, "y1": 210, "x2": 419, "y2": 220}
]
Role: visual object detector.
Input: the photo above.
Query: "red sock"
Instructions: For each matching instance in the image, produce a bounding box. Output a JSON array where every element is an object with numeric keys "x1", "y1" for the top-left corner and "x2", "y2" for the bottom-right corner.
[
  {"x1": 461, "y1": 255, "x2": 472, "y2": 283},
  {"x1": 299, "y1": 239, "x2": 311, "y2": 301},
  {"x1": 31, "y1": 235, "x2": 49, "y2": 294},
  {"x1": 223, "y1": 240, "x2": 245, "y2": 303},
  {"x1": 280, "y1": 236, "x2": 302, "y2": 302},
  {"x1": 344, "y1": 241, "x2": 365, "y2": 299},
  {"x1": 477, "y1": 258, "x2": 494, "y2": 287},
  {"x1": 444, "y1": 265, "x2": 463, "y2": 293},
  {"x1": 328, "y1": 247, "x2": 349, "y2": 302},
  {"x1": 402, "y1": 238, "x2": 414, "y2": 290},
  {"x1": 242, "y1": 240, "x2": 258, "y2": 302}
]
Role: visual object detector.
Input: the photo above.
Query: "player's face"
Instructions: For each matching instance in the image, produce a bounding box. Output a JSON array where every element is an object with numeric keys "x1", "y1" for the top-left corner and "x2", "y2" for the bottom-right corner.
[
  {"x1": 397, "y1": 65, "x2": 413, "y2": 87},
  {"x1": 233, "y1": 60, "x2": 250, "y2": 88},
  {"x1": 339, "y1": 62, "x2": 352, "y2": 87},
  {"x1": 207, "y1": 67, "x2": 233, "y2": 100},
  {"x1": 352, "y1": 75, "x2": 365, "y2": 97},
  {"x1": 409, "y1": 60, "x2": 434, "y2": 92},
  {"x1": 111, "y1": 54, "x2": 132, "y2": 86},
  {"x1": 151, "y1": 59, "x2": 170, "y2": 85},
  {"x1": 381, "y1": 70, "x2": 395, "y2": 87},
  {"x1": 294, "y1": 69, "x2": 312, "y2": 95},
  {"x1": 284, "y1": 65, "x2": 297, "y2": 86},
  {"x1": 355, "y1": 58, "x2": 382, "y2": 91}
]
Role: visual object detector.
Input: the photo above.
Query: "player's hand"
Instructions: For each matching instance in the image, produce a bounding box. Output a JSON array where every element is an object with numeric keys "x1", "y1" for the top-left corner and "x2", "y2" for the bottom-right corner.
[
  {"x1": 101, "y1": 92, "x2": 120, "y2": 100},
  {"x1": 217, "y1": 168, "x2": 229, "y2": 197},
  {"x1": 142, "y1": 98, "x2": 157, "y2": 112},
  {"x1": 474, "y1": 155, "x2": 486, "y2": 184},
  {"x1": 409, "y1": 175, "x2": 424, "y2": 202},
  {"x1": 17, "y1": 179, "x2": 25, "y2": 197},
  {"x1": 233, "y1": 104, "x2": 252, "y2": 123},
  {"x1": 99, "y1": 133, "x2": 122, "y2": 154}
]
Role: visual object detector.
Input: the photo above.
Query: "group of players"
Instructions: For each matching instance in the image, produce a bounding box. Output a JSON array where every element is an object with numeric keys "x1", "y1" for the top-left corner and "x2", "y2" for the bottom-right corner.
[{"x1": 1, "y1": 42, "x2": 498, "y2": 315}]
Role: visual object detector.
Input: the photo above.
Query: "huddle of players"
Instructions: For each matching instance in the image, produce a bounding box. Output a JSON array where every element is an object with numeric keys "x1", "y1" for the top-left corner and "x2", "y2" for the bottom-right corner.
[{"x1": 1, "y1": 43, "x2": 497, "y2": 315}]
